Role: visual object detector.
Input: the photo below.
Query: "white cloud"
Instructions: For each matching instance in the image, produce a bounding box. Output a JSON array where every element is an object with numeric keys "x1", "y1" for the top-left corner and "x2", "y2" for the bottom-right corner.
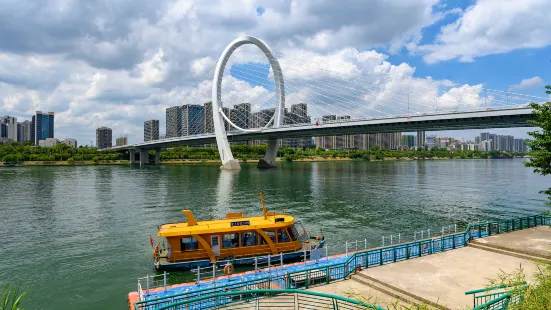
[
  {"x1": 509, "y1": 76, "x2": 545, "y2": 91},
  {"x1": 419, "y1": 0, "x2": 551, "y2": 63},
  {"x1": 0, "y1": 0, "x2": 544, "y2": 145}
]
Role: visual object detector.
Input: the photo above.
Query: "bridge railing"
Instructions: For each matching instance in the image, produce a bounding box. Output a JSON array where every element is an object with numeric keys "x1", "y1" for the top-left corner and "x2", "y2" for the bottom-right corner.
[{"x1": 134, "y1": 213, "x2": 550, "y2": 310}]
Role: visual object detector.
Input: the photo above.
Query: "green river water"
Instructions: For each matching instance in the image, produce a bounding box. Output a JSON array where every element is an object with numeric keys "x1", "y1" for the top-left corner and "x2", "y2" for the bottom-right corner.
[{"x1": 0, "y1": 159, "x2": 548, "y2": 309}]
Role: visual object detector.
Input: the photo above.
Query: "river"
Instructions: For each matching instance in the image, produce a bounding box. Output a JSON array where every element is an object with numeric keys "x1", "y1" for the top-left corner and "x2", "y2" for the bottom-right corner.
[{"x1": 0, "y1": 159, "x2": 548, "y2": 309}]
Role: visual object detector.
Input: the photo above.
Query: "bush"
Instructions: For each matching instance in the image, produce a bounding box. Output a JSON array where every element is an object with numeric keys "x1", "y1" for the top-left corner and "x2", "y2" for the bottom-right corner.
[
  {"x1": 67, "y1": 158, "x2": 75, "y2": 164},
  {"x1": 92, "y1": 156, "x2": 99, "y2": 163}
]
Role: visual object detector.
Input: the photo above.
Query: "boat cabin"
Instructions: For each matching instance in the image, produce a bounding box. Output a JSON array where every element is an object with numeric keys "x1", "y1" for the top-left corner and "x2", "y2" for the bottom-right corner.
[{"x1": 156, "y1": 209, "x2": 310, "y2": 264}]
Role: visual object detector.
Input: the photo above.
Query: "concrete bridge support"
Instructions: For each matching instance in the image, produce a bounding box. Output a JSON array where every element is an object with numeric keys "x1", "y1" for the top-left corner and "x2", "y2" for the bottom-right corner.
[
  {"x1": 257, "y1": 139, "x2": 278, "y2": 168},
  {"x1": 139, "y1": 149, "x2": 149, "y2": 165},
  {"x1": 154, "y1": 148, "x2": 161, "y2": 165},
  {"x1": 129, "y1": 149, "x2": 138, "y2": 165}
]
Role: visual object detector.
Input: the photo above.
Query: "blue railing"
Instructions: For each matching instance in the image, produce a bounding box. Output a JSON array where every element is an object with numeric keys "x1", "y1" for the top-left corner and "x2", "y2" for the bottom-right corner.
[{"x1": 134, "y1": 213, "x2": 550, "y2": 310}]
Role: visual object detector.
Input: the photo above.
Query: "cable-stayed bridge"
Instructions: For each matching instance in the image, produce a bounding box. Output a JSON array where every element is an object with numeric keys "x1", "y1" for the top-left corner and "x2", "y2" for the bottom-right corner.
[{"x1": 106, "y1": 36, "x2": 542, "y2": 169}]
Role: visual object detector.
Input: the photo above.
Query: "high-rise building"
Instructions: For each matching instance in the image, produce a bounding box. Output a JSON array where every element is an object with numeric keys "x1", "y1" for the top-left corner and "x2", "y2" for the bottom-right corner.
[
  {"x1": 182, "y1": 104, "x2": 205, "y2": 136},
  {"x1": 231, "y1": 103, "x2": 251, "y2": 130},
  {"x1": 221, "y1": 107, "x2": 231, "y2": 132},
  {"x1": 96, "y1": 127, "x2": 112, "y2": 149},
  {"x1": 426, "y1": 135, "x2": 437, "y2": 149},
  {"x1": 1, "y1": 116, "x2": 18, "y2": 142},
  {"x1": 480, "y1": 132, "x2": 490, "y2": 142},
  {"x1": 416, "y1": 131, "x2": 426, "y2": 149},
  {"x1": 513, "y1": 138, "x2": 527, "y2": 152},
  {"x1": 166, "y1": 106, "x2": 182, "y2": 138},
  {"x1": 144, "y1": 119, "x2": 160, "y2": 141},
  {"x1": 281, "y1": 103, "x2": 312, "y2": 148},
  {"x1": 0, "y1": 123, "x2": 7, "y2": 139},
  {"x1": 204, "y1": 101, "x2": 214, "y2": 134},
  {"x1": 315, "y1": 115, "x2": 337, "y2": 149},
  {"x1": 116, "y1": 136, "x2": 128, "y2": 146},
  {"x1": 488, "y1": 134, "x2": 497, "y2": 151},
  {"x1": 32, "y1": 111, "x2": 54, "y2": 145},
  {"x1": 250, "y1": 108, "x2": 275, "y2": 146},
  {"x1": 401, "y1": 135, "x2": 415, "y2": 148},
  {"x1": 17, "y1": 121, "x2": 31, "y2": 143}
]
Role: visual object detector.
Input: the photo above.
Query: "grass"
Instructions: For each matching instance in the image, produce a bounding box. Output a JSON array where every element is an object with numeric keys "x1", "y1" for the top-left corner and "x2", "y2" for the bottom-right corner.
[{"x1": 0, "y1": 281, "x2": 26, "y2": 310}]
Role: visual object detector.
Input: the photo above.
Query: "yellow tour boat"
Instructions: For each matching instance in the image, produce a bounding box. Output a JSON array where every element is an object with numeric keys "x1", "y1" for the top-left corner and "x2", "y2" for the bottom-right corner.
[{"x1": 152, "y1": 193, "x2": 324, "y2": 271}]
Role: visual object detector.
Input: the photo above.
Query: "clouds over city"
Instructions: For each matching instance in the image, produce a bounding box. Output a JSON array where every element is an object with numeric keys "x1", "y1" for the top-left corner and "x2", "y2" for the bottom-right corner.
[{"x1": 0, "y1": 0, "x2": 549, "y2": 143}]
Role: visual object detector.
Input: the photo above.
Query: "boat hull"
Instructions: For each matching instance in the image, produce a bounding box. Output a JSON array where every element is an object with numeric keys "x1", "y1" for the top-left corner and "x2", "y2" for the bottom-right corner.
[{"x1": 156, "y1": 245, "x2": 323, "y2": 271}]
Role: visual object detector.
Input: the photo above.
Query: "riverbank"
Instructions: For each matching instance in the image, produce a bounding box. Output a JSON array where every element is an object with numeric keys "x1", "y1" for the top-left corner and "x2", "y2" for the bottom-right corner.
[
  {"x1": 0, "y1": 156, "x2": 529, "y2": 167},
  {"x1": 0, "y1": 160, "x2": 129, "y2": 167}
]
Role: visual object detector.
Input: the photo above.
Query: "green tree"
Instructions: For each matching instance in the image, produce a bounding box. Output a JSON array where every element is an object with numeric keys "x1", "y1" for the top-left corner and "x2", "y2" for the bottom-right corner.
[{"x1": 524, "y1": 85, "x2": 551, "y2": 205}]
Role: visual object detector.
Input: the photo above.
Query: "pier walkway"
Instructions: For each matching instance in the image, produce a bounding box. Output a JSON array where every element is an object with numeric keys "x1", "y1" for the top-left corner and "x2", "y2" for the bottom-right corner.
[{"x1": 129, "y1": 214, "x2": 550, "y2": 310}]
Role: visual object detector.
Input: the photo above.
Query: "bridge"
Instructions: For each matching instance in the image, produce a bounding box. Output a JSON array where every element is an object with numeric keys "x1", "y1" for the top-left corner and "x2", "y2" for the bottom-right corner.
[{"x1": 104, "y1": 36, "x2": 542, "y2": 169}]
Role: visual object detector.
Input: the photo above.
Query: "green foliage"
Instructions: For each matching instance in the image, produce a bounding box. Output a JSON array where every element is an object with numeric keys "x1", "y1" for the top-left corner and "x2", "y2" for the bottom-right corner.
[
  {"x1": 67, "y1": 157, "x2": 75, "y2": 164},
  {"x1": 484, "y1": 261, "x2": 551, "y2": 310},
  {"x1": 524, "y1": 86, "x2": 551, "y2": 205},
  {"x1": 92, "y1": 156, "x2": 99, "y2": 163},
  {"x1": 1, "y1": 280, "x2": 26, "y2": 310},
  {"x1": 0, "y1": 142, "x2": 120, "y2": 164}
]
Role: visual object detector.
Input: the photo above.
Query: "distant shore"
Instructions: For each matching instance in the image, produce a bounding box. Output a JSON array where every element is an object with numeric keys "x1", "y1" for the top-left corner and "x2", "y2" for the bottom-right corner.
[
  {"x1": 0, "y1": 156, "x2": 529, "y2": 167},
  {"x1": 0, "y1": 160, "x2": 129, "y2": 167}
]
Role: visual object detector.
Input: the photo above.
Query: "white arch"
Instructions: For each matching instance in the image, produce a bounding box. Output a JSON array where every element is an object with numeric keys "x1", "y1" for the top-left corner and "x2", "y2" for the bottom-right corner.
[{"x1": 212, "y1": 35, "x2": 285, "y2": 170}]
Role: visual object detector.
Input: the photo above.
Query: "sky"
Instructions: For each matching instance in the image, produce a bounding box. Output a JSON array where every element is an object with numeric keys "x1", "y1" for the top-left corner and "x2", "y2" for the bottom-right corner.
[{"x1": 0, "y1": 0, "x2": 550, "y2": 145}]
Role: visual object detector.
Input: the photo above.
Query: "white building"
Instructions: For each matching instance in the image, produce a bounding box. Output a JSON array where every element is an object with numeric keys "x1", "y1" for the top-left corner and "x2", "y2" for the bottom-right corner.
[
  {"x1": 61, "y1": 138, "x2": 77, "y2": 148},
  {"x1": 39, "y1": 138, "x2": 60, "y2": 147}
]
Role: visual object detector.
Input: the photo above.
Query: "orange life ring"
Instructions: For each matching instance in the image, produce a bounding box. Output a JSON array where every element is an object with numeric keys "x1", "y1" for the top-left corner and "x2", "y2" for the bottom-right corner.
[{"x1": 224, "y1": 263, "x2": 234, "y2": 275}]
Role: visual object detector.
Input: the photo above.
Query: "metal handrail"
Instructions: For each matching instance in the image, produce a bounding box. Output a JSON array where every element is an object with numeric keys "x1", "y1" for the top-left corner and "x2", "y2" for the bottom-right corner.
[
  {"x1": 154, "y1": 289, "x2": 385, "y2": 310},
  {"x1": 135, "y1": 214, "x2": 550, "y2": 310}
]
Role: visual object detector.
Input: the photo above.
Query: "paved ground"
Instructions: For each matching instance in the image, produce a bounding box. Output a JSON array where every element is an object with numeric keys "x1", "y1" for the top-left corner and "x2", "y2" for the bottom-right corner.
[
  {"x1": 306, "y1": 235, "x2": 548, "y2": 309},
  {"x1": 309, "y1": 279, "x2": 409, "y2": 308},
  {"x1": 473, "y1": 226, "x2": 551, "y2": 258},
  {"x1": 358, "y1": 246, "x2": 538, "y2": 309}
]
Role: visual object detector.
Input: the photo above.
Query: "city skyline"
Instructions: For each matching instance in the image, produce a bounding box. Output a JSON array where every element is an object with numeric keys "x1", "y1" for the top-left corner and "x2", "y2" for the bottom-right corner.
[{"x1": 0, "y1": 1, "x2": 549, "y2": 145}]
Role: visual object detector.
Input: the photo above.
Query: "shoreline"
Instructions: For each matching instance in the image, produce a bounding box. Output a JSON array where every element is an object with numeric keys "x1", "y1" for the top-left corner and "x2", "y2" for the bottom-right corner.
[{"x1": 0, "y1": 156, "x2": 529, "y2": 167}]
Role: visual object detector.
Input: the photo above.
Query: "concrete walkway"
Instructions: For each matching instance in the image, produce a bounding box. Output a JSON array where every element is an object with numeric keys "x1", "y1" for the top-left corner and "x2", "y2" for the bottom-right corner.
[
  {"x1": 307, "y1": 226, "x2": 551, "y2": 309},
  {"x1": 472, "y1": 226, "x2": 551, "y2": 259}
]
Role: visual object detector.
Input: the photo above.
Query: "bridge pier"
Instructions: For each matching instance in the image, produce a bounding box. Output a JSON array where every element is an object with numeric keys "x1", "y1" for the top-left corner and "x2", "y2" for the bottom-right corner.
[
  {"x1": 257, "y1": 138, "x2": 278, "y2": 168},
  {"x1": 139, "y1": 149, "x2": 149, "y2": 165},
  {"x1": 154, "y1": 148, "x2": 161, "y2": 165},
  {"x1": 129, "y1": 149, "x2": 138, "y2": 165}
]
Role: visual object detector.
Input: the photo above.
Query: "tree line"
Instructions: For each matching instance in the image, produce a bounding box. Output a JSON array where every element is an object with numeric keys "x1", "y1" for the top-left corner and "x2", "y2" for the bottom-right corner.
[
  {"x1": 0, "y1": 140, "x2": 529, "y2": 165},
  {"x1": 159, "y1": 144, "x2": 527, "y2": 162},
  {"x1": 0, "y1": 142, "x2": 122, "y2": 164}
]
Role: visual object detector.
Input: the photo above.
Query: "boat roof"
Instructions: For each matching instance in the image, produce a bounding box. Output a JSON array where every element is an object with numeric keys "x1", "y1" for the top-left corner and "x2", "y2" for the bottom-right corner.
[{"x1": 158, "y1": 213, "x2": 295, "y2": 237}]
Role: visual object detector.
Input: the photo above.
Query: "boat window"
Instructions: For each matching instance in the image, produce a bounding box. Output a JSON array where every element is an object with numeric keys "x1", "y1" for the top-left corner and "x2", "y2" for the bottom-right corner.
[
  {"x1": 277, "y1": 229, "x2": 291, "y2": 243},
  {"x1": 288, "y1": 226, "x2": 298, "y2": 241},
  {"x1": 181, "y1": 237, "x2": 198, "y2": 251},
  {"x1": 241, "y1": 232, "x2": 258, "y2": 247},
  {"x1": 222, "y1": 233, "x2": 239, "y2": 248},
  {"x1": 260, "y1": 230, "x2": 276, "y2": 244}
]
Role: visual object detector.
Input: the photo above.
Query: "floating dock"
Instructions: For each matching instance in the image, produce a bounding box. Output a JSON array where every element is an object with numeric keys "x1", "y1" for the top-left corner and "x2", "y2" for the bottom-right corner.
[{"x1": 128, "y1": 214, "x2": 550, "y2": 310}]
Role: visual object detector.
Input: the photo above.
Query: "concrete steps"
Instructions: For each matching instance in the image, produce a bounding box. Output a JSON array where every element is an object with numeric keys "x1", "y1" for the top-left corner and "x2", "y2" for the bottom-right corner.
[
  {"x1": 468, "y1": 242, "x2": 551, "y2": 263},
  {"x1": 351, "y1": 272, "x2": 449, "y2": 310}
]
